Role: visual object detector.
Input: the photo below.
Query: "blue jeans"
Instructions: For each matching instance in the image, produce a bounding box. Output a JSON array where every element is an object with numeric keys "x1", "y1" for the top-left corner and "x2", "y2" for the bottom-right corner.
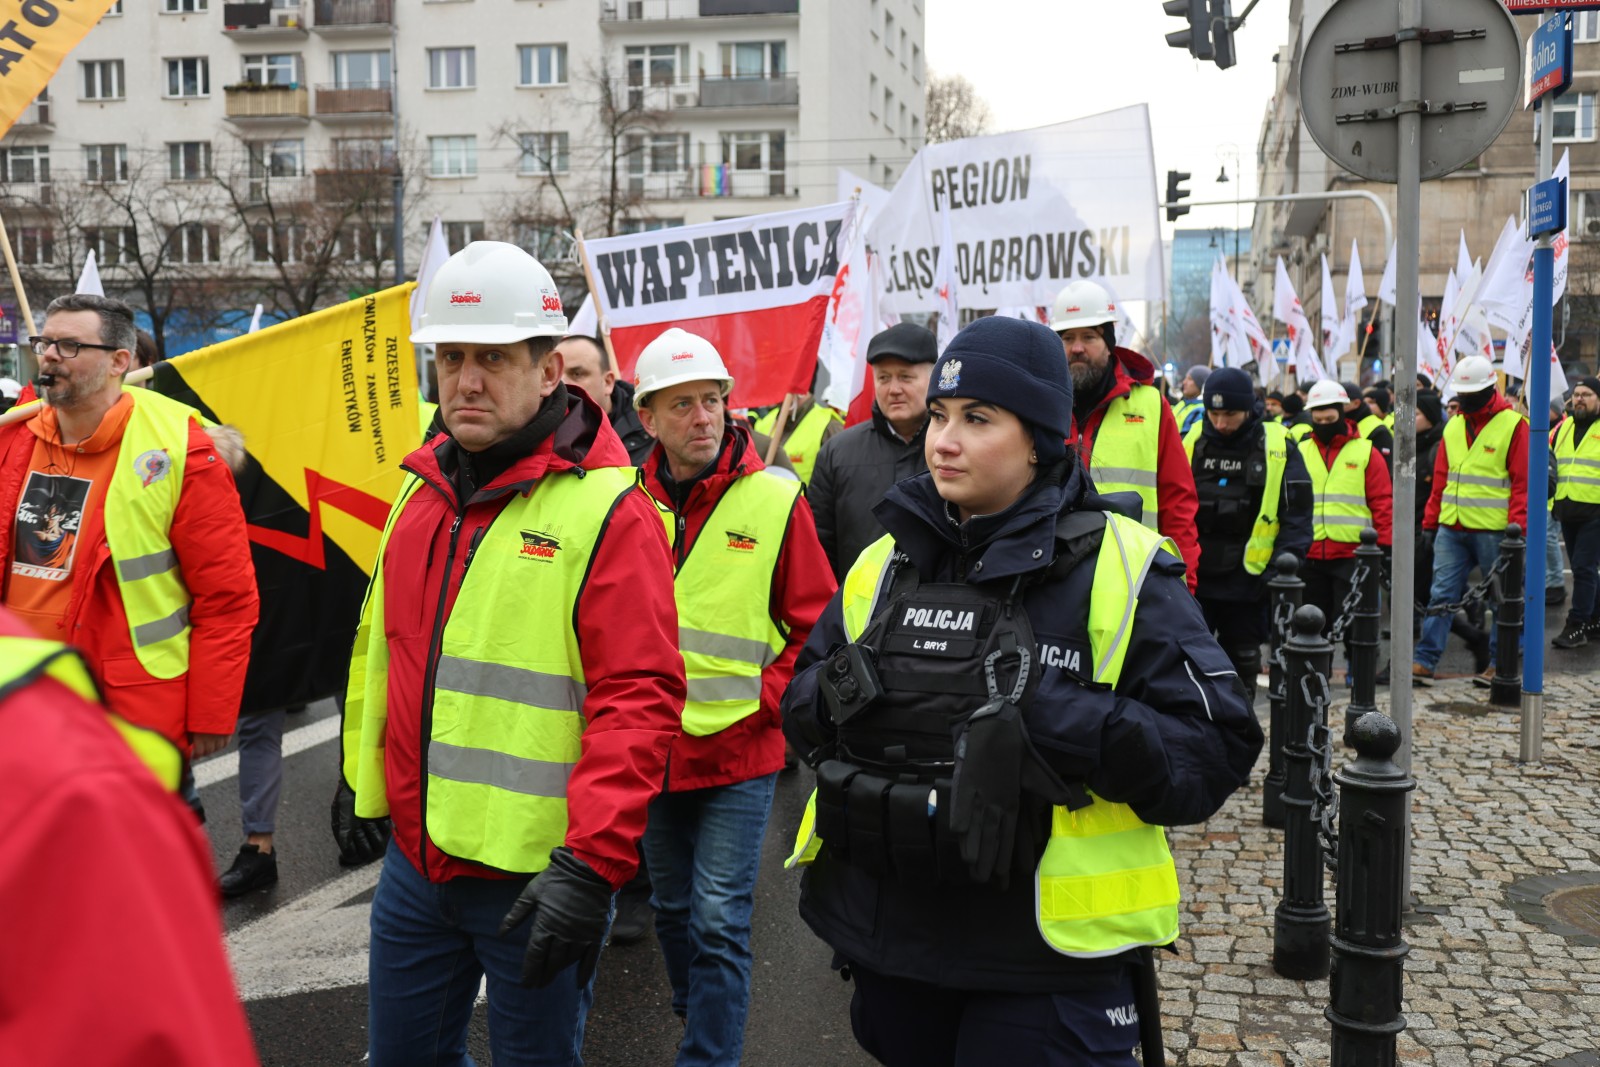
[
  {"x1": 1548, "y1": 518, "x2": 1567, "y2": 590},
  {"x1": 237, "y1": 708, "x2": 286, "y2": 835},
  {"x1": 368, "y1": 841, "x2": 602, "y2": 1067},
  {"x1": 641, "y1": 772, "x2": 778, "y2": 1067},
  {"x1": 1416, "y1": 527, "x2": 1503, "y2": 670}
]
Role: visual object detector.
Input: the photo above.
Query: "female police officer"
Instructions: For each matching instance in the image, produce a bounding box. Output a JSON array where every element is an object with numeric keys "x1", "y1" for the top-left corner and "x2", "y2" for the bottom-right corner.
[{"x1": 780, "y1": 316, "x2": 1262, "y2": 1065}]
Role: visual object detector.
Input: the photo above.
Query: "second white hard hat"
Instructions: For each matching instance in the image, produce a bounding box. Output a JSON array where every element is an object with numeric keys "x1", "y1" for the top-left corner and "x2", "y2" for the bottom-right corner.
[
  {"x1": 632, "y1": 328, "x2": 734, "y2": 409},
  {"x1": 410, "y1": 241, "x2": 568, "y2": 345},
  {"x1": 1305, "y1": 379, "x2": 1350, "y2": 409},
  {"x1": 1048, "y1": 280, "x2": 1118, "y2": 333},
  {"x1": 1450, "y1": 354, "x2": 1497, "y2": 394}
]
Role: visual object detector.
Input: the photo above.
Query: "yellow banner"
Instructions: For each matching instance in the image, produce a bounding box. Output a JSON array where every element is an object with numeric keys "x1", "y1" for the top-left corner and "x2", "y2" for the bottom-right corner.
[{"x1": 0, "y1": 0, "x2": 117, "y2": 137}]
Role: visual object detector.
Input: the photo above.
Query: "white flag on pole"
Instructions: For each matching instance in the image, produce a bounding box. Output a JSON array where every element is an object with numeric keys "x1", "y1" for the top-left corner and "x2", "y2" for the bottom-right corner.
[
  {"x1": 247, "y1": 303, "x2": 264, "y2": 334},
  {"x1": 1478, "y1": 215, "x2": 1534, "y2": 333},
  {"x1": 409, "y1": 216, "x2": 450, "y2": 337},
  {"x1": 1340, "y1": 239, "x2": 1369, "y2": 355},
  {"x1": 76, "y1": 250, "x2": 103, "y2": 296},
  {"x1": 1274, "y1": 257, "x2": 1326, "y2": 380},
  {"x1": 567, "y1": 294, "x2": 598, "y2": 337},
  {"x1": 1456, "y1": 230, "x2": 1473, "y2": 283},
  {"x1": 1377, "y1": 242, "x2": 1398, "y2": 307},
  {"x1": 932, "y1": 207, "x2": 959, "y2": 355},
  {"x1": 1319, "y1": 254, "x2": 1344, "y2": 361}
]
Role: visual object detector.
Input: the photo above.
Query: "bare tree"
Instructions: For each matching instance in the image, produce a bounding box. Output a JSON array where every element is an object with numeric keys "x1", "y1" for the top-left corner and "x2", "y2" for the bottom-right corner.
[{"x1": 924, "y1": 72, "x2": 994, "y2": 144}]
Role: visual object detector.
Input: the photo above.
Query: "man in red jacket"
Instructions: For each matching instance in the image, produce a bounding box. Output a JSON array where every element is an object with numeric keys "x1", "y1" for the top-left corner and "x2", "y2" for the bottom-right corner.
[
  {"x1": 0, "y1": 294, "x2": 258, "y2": 758},
  {"x1": 1415, "y1": 355, "x2": 1529, "y2": 685},
  {"x1": 339, "y1": 243, "x2": 686, "y2": 1065},
  {"x1": 634, "y1": 328, "x2": 834, "y2": 1067},
  {"x1": 0, "y1": 607, "x2": 260, "y2": 1066},
  {"x1": 1050, "y1": 281, "x2": 1202, "y2": 590}
]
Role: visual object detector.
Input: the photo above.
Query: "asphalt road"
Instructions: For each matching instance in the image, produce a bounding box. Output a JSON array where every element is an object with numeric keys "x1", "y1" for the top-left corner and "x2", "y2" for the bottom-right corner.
[{"x1": 202, "y1": 587, "x2": 1584, "y2": 1066}]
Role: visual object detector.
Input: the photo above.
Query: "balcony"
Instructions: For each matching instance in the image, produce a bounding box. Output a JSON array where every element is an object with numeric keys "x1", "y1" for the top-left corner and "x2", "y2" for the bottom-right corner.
[
  {"x1": 223, "y1": 2, "x2": 309, "y2": 38},
  {"x1": 312, "y1": 0, "x2": 393, "y2": 33},
  {"x1": 1, "y1": 182, "x2": 53, "y2": 207},
  {"x1": 314, "y1": 167, "x2": 394, "y2": 202},
  {"x1": 224, "y1": 84, "x2": 310, "y2": 122},
  {"x1": 698, "y1": 73, "x2": 796, "y2": 108},
  {"x1": 313, "y1": 83, "x2": 392, "y2": 120},
  {"x1": 630, "y1": 166, "x2": 791, "y2": 200},
  {"x1": 601, "y1": 0, "x2": 796, "y2": 25},
  {"x1": 13, "y1": 99, "x2": 52, "y2": 128}
]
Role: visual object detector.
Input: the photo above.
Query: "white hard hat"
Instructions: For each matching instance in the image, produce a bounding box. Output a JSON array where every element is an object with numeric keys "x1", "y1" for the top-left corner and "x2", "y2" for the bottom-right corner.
[
  {"x1": 1450, "y1": 354, "x2": 1496, "y2": 394},
  {"x1": 1049, "y1": 280, "x2": 1118, "y2": 332},
  {"x1": 632, "y1": 328, "x2": 734, "y2": 410},
  {"x1": 1305, "y1": 379, "x2": 1350, "y2": 409},
  {"x1": 0, "y1": 378, "x2": 19, "y2": 399},
  {"x1": 410, "y1": 241, "x2": 568, "y2": 345}
]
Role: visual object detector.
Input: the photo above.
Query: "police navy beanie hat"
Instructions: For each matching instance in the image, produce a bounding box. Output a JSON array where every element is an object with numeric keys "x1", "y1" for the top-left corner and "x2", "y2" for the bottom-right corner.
[
  {"x1": 928, "y1": 316, "x2": 1074, "y2": 447},
  {"x1": 1204, "y1": 367, "x2": 1255, "y2": 412}
]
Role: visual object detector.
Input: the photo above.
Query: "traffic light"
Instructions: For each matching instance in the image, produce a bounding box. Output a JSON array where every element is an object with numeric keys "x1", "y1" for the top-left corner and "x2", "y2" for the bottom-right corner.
[
  {"x1": 1209, "y1": 0, "x2": 1236, "y2": 70},
  {"x1": 1163, "y1": 0, "x2": 1214, "y2": 61},
  {"x1": 1166, "y1": 170, "x2": 1192, "y2": 223}
]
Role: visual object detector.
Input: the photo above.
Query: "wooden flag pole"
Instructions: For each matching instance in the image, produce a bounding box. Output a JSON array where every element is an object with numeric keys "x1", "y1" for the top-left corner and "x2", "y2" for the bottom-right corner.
[
  {"x1": 0, "y1": 212, "x2": 39, "y2": 382},
  {"x1": 1355, "y1": 299, "x2": 1383, "y2": 363},
  {"x1": 764, "y1": 393, "x2": 795, "y2": 466},
  {"x1": 573, "y1": 230, "x2": 621, "y2": 374}
]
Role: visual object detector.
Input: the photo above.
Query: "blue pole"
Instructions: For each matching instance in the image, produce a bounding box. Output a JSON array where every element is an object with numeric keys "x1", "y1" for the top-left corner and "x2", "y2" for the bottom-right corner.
[{"x1": 1524, "y1": 244, "x2": 1552, "y2": 704}]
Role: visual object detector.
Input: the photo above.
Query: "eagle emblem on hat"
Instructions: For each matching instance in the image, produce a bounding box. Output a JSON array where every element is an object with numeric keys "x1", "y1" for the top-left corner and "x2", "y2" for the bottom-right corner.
[{"x1": 938, "y1": 359, "x2": 962, "y2": 390}]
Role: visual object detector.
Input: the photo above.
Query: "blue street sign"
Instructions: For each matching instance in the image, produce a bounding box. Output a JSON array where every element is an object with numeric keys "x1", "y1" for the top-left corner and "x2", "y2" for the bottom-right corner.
[
  {"x1": 1529, "y1": 177, "x2": 1568, "y2": 238},
  {"x1": 1526, "y1": 13, "x2": 1573, "y2": 108}
]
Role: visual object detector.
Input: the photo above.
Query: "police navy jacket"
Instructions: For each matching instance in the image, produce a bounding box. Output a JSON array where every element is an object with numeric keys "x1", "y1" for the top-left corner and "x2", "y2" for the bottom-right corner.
[
  {"x1": 1192, "y1": 409, "x2": 1314, "y2": 602},
  {"x1": 780, "y1": 459, "x2": 1263, "y2": 992}
]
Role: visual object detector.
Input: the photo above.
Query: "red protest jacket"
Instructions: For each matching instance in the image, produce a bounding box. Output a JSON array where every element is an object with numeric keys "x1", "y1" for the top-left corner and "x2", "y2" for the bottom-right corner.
[
  {"x1": 1305, "y1": 420, "x2": 1394, "y2": 561},
  {"x1": 376, "y1": 391, "x2": 685, "y2": 889},
  {"x1": 1423, "y1": 393, "x2": 1529, "y2": 533},
  {"x1": 1073, "y1": 348, "x2": 1202, "y2": 591},
  {"x1": 642, "y1": 424, "x2": 835, "y2": 792},
  {"x1": 0, "y1": 399, "x2": 258, "y2": 752}
]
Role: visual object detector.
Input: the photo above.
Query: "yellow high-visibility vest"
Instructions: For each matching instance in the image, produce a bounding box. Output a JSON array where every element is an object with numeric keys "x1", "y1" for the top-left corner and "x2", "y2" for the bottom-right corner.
[
  {"x1": 1298, "y1": 436, "x2": 1374, "y2": 543},
  {"x1": 1087, "y1": 384, "x2": 1164, "y2": 530},
  {"x1": 1356, "y1": 413, "x2": 1385, "y2": 441},
  {"x1": 754, "y1": 404, "x2": 842, "y2": 484},
  {"x1": 103, "y1": 388, "x2": 203, "y2": 681},
  {"x1": 1440, "y1": 408, "x2": 1523, "y2": 530},
  {"x1": 342, "y1": 465, "x2": 642, "y2": 873},
  {"x1": 1554, "y1": 418, "x2": 1600, "y2": 505},
  {"x1": 789, "y1": 514, "x2": 1183, "y2": 959},
  {"x1": 650, "y1": 471, "x2": 800, "y2": 737},
  {"x1": 1183, "y1": 419, "x2": 1290, "y2": 574}
]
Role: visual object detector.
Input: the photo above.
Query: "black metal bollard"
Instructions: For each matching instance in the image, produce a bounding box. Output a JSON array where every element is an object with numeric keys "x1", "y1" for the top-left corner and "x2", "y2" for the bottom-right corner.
[
  {"x1": 1327, "y1": 712, "x2": 1415, "y2": 1066},
  {"x1": 1345, "y1": 529, "x2": 1385, "y2": 745},
  {"x1": 1264, "y1": 553, "x2": 1304, "y2": 829},
  {"x1": 1274, "y1": 604, "x2": 1333, "y2": 980},
  {"x1": 1490, "y1": 523, "x2": 1525, "y2": 708}
]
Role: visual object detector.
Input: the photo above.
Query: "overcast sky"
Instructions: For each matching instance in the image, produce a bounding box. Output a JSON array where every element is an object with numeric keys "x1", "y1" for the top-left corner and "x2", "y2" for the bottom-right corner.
[{"x1": 923, "y1": 0, "x2": 1284, "y2": 239}]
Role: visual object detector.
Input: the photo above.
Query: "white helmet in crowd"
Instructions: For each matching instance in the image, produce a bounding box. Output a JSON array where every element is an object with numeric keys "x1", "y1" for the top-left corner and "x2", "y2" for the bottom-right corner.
[
  {"x1": 1048, "y1": 280, "x2": 1118, "y2": 332},
  {"x1": 410, "y1": 241, "x2": 568, "y2": 345},
  {"x1": 632, "y1": 328, "x2": 734, "y2": 410},
  {"x1": 1450, "y1": 354, "x2": 1497, "y2": 394},
  {"x1": 1305, "y1": 379, "x2": 1350, "y2": 409}
]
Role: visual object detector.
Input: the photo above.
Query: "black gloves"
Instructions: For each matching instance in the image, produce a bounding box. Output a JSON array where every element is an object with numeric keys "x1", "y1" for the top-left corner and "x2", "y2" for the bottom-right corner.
[
  {"x1": 949, "y1": 698, "x2": 1027, "y2": 889},
  {"x1": 1421, "y1": 528, "x2": 1437, "y2": 553},
  {"x1": 499, "y1": 847, "x2": 615, "y2": 989},
  {"x1": 331, "y1": 780, "x2": 390, "y2": 867}
]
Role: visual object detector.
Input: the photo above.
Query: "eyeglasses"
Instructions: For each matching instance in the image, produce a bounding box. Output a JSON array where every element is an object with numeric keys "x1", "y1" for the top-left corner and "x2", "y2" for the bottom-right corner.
[{"x1": 29, "y1": 335, "x2": 122, "y2": 358}]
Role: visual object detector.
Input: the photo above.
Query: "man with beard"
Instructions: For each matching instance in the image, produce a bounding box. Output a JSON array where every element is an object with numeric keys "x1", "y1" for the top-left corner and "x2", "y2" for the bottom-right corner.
[
  {"x1": 1415, "y1": 356, "x2": 1528, "y2": 685},
  {"x1": 1551, "y1": 377, "x2": 1600, "y2": 648},
  {"x1": 1183, "y1": 368, "x2": 1313, "y2": 699},
  {"x1": 1050, "y1": 281, "x2": 1201, "y2": 589}
]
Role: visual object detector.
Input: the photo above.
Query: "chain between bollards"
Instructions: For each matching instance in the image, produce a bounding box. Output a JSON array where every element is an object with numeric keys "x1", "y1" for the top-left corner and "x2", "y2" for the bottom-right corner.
[
  {"x1": 1264, "y1": 553, "x2": 1304, "y2": 829},
  {"x1": 1274, "y1": 604, "x2": 1333, "y2": 980},
  {"x1": 1489, "y1": 523, "x2": 1525, "y2": 708},
  {"x1": 1345, "y1": 528, "x2": 1385, "y2": 746}
]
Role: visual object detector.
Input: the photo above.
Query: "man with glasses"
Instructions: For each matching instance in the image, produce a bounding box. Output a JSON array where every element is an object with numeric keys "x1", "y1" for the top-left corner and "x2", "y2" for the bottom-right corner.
[{"x1": 0, "y1": 294, "x2": 259, "y2": 768}]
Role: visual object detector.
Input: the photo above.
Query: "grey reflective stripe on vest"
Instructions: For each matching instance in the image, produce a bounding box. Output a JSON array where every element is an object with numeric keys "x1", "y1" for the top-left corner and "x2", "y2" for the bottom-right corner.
[
  {"x1": 1092, "y1": 466, "x2": 1160, "y2": 489},
  {"x1": 133, "y1": 604, "x2": 190, "y2": 647},
  {"x1": 1446, "y1": 473, "x2": 1511, "y2": 489},
  {"x1": 1567, "y1": 476, "x2": 1600, "y2": 488},
  {"x1": 1318, "y1": 493, "x2": 1369, "y2": 506},
  {"x1": 434, "y1": 655, "x2": 587, "y2": 713},
  {"x1": 687, "y1": 674, "x2": 763, "y2": 703},
  {"x1": 428, "y1": 741, "x2": 574, "y2": 798},
  {"x1": 117, "y1": 548, "x2": 179, "y2": 583},
  {"x1": 1445, "y1": 493, "x2": 1512, "y2": 508},
  {"x1": 1318, "y1": 514, "x2": 1370, "y2": 527},
  {"x1": 680, "y1": 627, "x2": 778, "y2": 668}
]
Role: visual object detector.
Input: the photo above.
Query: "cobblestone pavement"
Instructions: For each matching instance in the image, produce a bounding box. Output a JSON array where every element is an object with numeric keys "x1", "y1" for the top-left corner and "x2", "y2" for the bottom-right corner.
[{"x1": 1160, "y1": 668, "x2": 1600, "y2": 1066}]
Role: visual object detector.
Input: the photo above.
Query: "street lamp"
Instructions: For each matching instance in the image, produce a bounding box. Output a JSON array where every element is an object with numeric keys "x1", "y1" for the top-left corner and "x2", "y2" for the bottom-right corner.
[{"x1": 1216, "y1": 143, "x2": 1242, "y2": 278}]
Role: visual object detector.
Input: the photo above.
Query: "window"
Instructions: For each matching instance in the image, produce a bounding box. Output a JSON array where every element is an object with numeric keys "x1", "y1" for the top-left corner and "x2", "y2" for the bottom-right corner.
[
  {"x1": 251, "y1": 221, "x2": 306, "y2": 263},
  {"x1": 336, "y1": 224, "x2": 391, "y2": 263},
  {"x1": 900, "y1": 29, "x2": 907, "y2": 63},
  {"x1": 618, "y1": 217, "x2": 684, "y2": 235},
  {"x1": 243, "y1": 53, "x2": 300, "y2": 86},
  {"x1": 249, "y1": 139, "x2": 305, "y2": 177},
  {"x1": 721, "y1": 130, "x2": 786, "y2": 194},
  {"x1": 868, "y1": 74, "x2": 878, "y2": 118},
  {"x1": 82, "y1": 60, "x2": 125, "y2": 100},
  {"x1": 885, "y1": 12, "x2": 895, "y2": 53},
  {"x1": 427, "y1": 48, "x2": 475, "y2": 89},
  {"x1": 1577, "y1": 12, "x2": 1600, "y2": 43},
  {"x1": 912, "y1": 43, "x2": 922, "y2": 81},
  {"x1": 446, "y1": 221, "x2": 485, "y2": 249},
  {"x1": 85, "y1": 143, "x2": 128, "y2": 182},
  {"x1": 515, "y1": 222, "x2": 563, "y2": 260},
  {"x1": 15, "y1": 227, "x2": 53, "y2": 265},
  {"x1": 719, "y1": 42, "x2": 786, "y2": 78},
  {"x1": 332, "y1": 136, "x2": 394, "y2": 169},
  {"x1": 1574, "y1": 189, "x2": 1600, "y2": 238},
  {"x1": 332, "y1": 50, "x2": 390, "y2": 88},
  {"x1": 167, "y1": 223, "x2": 220, "y2": 264},
  {"x1": 0, "y1": 145, "x2": 50, "y2": 184},
  {"x1": 625, "y1": 43, "x2": 688, "y2": 91},
  {"x1": 519, "y1": 131, "x2": 570, "y2": 175},
  {"x1": 884, "y1": 89, "x2": 895, "y2": 133},
  {"x1": 1553, "y1": 92, "x2": 1596, "y2": 142},
  {"x1": 625, "y1": 132, "x2": 689, "y2": 174},
  {"x1": 899, "y1": 102, "x2": 907, "y2": 142},
  {"x1": 163, "y1": 0, "x2": 207, "y2": 10},
  {"x1": 105, "y1": 0, "x2": 123, "y2": 12},
  {"x1": 168, "y1": 141, "x2": 212, "y2": 180},
  {"x1": 911, "y1": 115, "x2": 921, "y2": 145},
  {"x1": 166, "y1": 57, "x2": 210, "y2": 98},
  {"x1": 83, "y1": 226, "x2": 139, "y2": 267},
  {"x1": 518, "y1": 44, "x2": 567, "y2": 87},
  {"x1": 430, "y1": 135, "x2": 477, "y2": 177}
]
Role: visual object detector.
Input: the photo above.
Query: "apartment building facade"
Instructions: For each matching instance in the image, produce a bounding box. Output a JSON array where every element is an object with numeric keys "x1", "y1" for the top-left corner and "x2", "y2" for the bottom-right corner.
[{"x1": 0, "y1": 0, "x2": 925, "y2": 353}]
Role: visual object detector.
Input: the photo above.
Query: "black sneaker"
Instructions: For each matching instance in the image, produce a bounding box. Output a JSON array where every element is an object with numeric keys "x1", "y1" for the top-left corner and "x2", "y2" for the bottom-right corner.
[
  {"x1": 219, "y1": 843, "x2": 278, "y2": 898},
  {"x1": 1553, "y1": 618, "x2": 1589, "y2": 649},
  {"x1": 1547, "y1": 586, "x2": 1568, "y2": 607}
]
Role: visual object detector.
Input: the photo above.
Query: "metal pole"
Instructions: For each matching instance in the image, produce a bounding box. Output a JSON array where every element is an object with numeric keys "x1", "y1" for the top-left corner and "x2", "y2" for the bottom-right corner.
[
  {"x1": 1265, "y1": 552, "x2": 1305, "y2": 828},
  {"x1": 1523, "y1": 79, "x2": 1557, "y2": 761},
  {"x1": 1165, "y1": 191, "x2": 1394, "y2": 274},
  {"x1": 1345, "y1": 528, "x2": 1384, "y2": 746},
  {"x1": 392, "y1": 38, "x2": 405, "y2": 287},
  {"x1": 1274, "y1": 604, "x2": 1333, "y2": 981},
  {"x1": 1493, "y1": 523, "x2": 1527, "y2": 709}
]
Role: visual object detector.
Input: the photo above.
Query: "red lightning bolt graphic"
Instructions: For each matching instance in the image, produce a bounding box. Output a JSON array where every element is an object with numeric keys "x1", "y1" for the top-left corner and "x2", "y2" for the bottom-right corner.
[{"x1": 247, "y1": 468, "x2": 392, "y2": 570}]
